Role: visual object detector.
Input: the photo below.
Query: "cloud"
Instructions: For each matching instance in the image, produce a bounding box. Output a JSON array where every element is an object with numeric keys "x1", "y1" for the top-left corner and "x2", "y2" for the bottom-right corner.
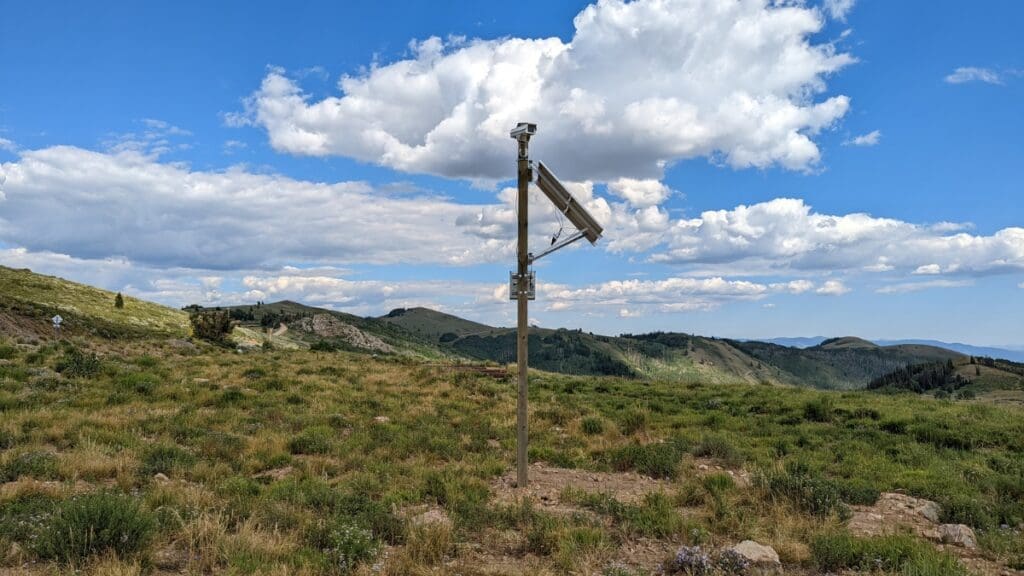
[
  {"x1": 239, "y1": 0, "x2": 853, "y2": 181},
  {"x1": 0, "y1": 146, "x2": 520, "y2": 270},
  {"x1": 823, "y1": 0, "x2": 856, "y2": 21},
  {"x1": 913, "y1": 264, "x2": 941, "y2": 275},
  {"x1": 607, "y1": 178, "x2": 672, "y2": 208},
  {"x1": 945, "y1": 67, "x2": 1002, "y2": 85},
  {"x1": 844, "y1": 129, "x2": 880, "y2": 147},
  {"x1": 816, "y1": 280, "x2": 850, "y2": 295},
  {"x1": 651, "y1": 198, "x2": 1024, "y2": 277},
  {"x1": 876, "y1": 279, "x2": 973, "y2": 294},
  {"x1": 544, "y1": 276, "x2": 772, "y2": 314},
  {"x1": 0, "y1": 138, "x2": 17, "y2": 153}
]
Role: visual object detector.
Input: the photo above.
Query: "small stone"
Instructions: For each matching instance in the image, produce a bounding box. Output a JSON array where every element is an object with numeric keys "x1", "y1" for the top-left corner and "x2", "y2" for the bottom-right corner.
[
  {"x1": 698, "y1": 464, "x2": 709, "y2": 471},
  {"x1": 939, "y1": 524, "x2": 977, "y2": 549},
  {"x1": 153, "y1": 472, "x2": 170, "y2": 482},
  {"x1": 918, "y1": 500, "x2": 941, "y2": 523},
  {"x1": 373, "y1": 415, "x2": 390, "y2": 424},
  {"x1": 730, "y1": 540, "x2": 781, "y2": 567}
]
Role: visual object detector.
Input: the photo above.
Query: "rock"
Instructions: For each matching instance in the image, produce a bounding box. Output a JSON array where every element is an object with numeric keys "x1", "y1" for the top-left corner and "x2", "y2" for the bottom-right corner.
[
  {"x1": 374, "y1": 415, "x2": 390, "y2": 424},
  {"x1": 167, "y1": 338, "x2": 197, "y2": 353},
  {"x1": 253, "y1": 466, "x2": 294, "y2": 482},
  {"x1": 296, "y1": 314, "x2": 395, "y2": 354},
  {"x1": 153, "y1": 472, "x2": 170, "y2": 482},
  {"x1": 729, "y1": 540, "x2": 780, "y2": 567},
  {"x1": 919, "y1": 500, "x2": 941, "y2": 523},
  {"x1": 939, "y1": 524, "x2": 977, "y2": 549}
]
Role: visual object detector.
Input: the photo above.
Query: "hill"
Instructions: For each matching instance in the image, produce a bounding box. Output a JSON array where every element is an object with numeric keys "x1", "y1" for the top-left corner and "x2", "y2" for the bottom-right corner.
[
  {"x1": 868, "y1": 356, "x2": 1024, "y2": 401},
  {"x1": 380, "y1": 307, "x2": 500, "y2": 341},
  {"x1": 0, "y1": 265, "x2": 188, "y2": 338},
  {"x1": 204, "y1": 300, "x2": 444, "y2": 356},
  {"x1": 728, "y1": 338, "x2": 962, "y2": 390}
]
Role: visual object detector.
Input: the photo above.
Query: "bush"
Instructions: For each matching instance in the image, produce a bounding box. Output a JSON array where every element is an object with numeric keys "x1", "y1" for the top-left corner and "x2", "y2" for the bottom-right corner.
[
  {"x1": 619, "y1": 408, "x2": 649, "y2": 435},
  {"x1": 581, "y1": 417, "x2": 605, "y2": 435},
  {"x1": 289, "y1": 426, "x2": 334, "y2": 455},
  {"x1": 803, "y1": 396, "x2": 835, "y2": 422},
  {"x1": 607, "y1": 439, "x2": 686, "y2": 479},
  {"x1": 189, "y1": 310, "x2": 232, "y2": 345},
  {"x1": 757, "y1": 461, "x2": 848, "y2": 518},
  {"x1": 34, "y1": 492, "x2": 155, "y2": 564},
  {"x1": 692, "y1": 435, "x2": 743, "y2": 467},
  {"x1": 1, "y1": 450, "x2": 60, "y2": 481},
  {"x1": 55, "y1": 349, "x2": 102, "y2": 378},
  {"x1": 307, "y1": 518, "x2": 379, "y2": 574},
  {"x1": 141, "y1": 443, "x2": 195, "y2": 476}
]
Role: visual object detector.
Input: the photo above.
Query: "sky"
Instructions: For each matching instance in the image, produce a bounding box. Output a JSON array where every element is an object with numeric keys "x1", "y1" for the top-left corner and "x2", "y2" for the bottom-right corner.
[{"x1": 1, "y1": 0, "x2": 1022, "y2": 346}]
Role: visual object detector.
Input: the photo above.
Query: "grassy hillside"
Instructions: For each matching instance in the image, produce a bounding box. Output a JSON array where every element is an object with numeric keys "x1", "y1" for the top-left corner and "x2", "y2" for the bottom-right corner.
[
  {"x1": 204, "y1": 300, "x2": 446, "y2": 357},
  {"x1": 730, "y1": 339, "x2": 963, "y2": 390},
  {"x1": 869, "y1": 356, "x2": 1024, "y2": 399},
  {"x1": 1, "y1": 335, "x2": 1022, "y2": 574},
  {"x1": 380, "y1": 307, "x2": 500, "y2": 341},
  {"x1": 0, "y1": 265, "x2": 188, "y2": 338}
]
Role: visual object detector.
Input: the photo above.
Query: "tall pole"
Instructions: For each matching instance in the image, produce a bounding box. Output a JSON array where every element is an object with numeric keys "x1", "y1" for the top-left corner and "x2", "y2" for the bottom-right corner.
[{"x1": 515, "y1": 127, "x2": 532, "y2": 488}]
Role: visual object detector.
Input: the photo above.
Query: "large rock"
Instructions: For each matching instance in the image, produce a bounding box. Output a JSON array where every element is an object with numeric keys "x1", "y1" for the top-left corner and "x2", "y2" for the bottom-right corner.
[
  {"x1": 729, "y1": 540, "x2": 780, "y2": 567},
  {"x1": 296, "y1": 314, "x2": 394, "y2": 354},
  {"x1": 939, "y1": 524, "x2": 977, "y2": 549}
]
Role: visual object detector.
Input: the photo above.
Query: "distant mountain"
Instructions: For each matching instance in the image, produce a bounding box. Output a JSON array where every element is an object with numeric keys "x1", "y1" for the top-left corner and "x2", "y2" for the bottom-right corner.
[
  {"x1": 874, "y1": 339, "x2": 1024, "y2": 363},
  {"x1": 1, "y1": 267, "x2": 993, "y2": 391},
  {"x1": 761, "y1": 336, "x2": 828, "y2": 348}
]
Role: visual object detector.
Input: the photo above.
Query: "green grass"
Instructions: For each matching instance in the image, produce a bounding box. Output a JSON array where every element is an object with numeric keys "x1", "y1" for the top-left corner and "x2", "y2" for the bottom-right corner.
[
  {"x1": 0, "y1": 265, "x2": 188, "y2": 337},
  {"x1": 1, "y1": 333, "x2": 1021, "y2": 573}
]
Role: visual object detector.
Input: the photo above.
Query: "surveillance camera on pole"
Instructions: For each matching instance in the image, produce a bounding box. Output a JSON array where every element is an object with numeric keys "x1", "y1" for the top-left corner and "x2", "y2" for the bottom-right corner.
[{"x1": 508, "y1": 122, "x2": 603, "y2": 487}]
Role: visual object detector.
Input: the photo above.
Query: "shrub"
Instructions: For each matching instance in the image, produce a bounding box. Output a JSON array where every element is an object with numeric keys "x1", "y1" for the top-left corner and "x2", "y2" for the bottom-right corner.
[
  {"x1": 189, "y1": 310, "x2": 232, "y2": 345},
  {"x1": 803, "y1": 396, "x2": 835, "y2": 422},
  {"x1": 581, "y1": 417, "x2": 605, "y2": 435},
  {"x1": 34, "y1": 492, "x2": 155, "y2": 564},
  {"x1": 114, "y1": 292, "x2": 124, "y2": 309},
  {"x1": 1, "y1": 450, "x2": 60, "y2": 481},
  {"x1": 757, "y1": 461, "x2": 848, "y2": 518},
  {"x1": 141, "y1": 443, "x2": 195, "y2": 476},
  {"x1": 334, "y1": 493, "x2": 406, "y2": 545},
  {"x1": 692, "y1": 435, "x2": 743, "y2": 467},
  {"x1": 307, "y1": 518, "x2": 379, "y2": 574},
  {"x1": 289, "y1": 426, "x2": 334, "y2": 455},
  {"x1": 619, "y1": 408, "x2": 649, "y2": 435},
  {"x1": 607, "y1": 439, "x2": 686, "y2": 479},
  {"x1": 55, "y1": 349, "x2": 102, "y2": 378}
]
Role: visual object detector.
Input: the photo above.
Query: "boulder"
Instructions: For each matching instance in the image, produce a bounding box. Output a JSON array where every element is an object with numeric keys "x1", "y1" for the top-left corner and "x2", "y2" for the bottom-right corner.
[
  {"x1": 919, "y1": 500, "x2": 941, "y2": 523},
  {"x1": 939, "y1": 524, "x2": 977, "y2": 549},
  {"x1": 729, "y1": 540, "x2": 780, "y2": 567}
]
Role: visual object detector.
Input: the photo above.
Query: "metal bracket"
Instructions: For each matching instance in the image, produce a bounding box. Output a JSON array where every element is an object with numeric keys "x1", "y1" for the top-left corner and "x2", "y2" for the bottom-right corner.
[
  {"x1": 509, "y1": 271, "x2": 536, "y2": 300},
  {"x1": 528, "y1": 230, "x2": 587, "y2": 264}
]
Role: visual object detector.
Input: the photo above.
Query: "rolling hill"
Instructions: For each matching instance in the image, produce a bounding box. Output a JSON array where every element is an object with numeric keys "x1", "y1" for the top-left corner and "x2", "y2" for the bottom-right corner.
[
  {"x1": 0, "y1": 265, "x2": 188, "y2": 338},
  {"x1": 2, "y1": 267, "x2": 1016, "y2": 392}
]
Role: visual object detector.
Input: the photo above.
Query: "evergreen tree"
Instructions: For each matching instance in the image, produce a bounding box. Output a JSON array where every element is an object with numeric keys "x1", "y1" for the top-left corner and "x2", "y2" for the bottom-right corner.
[{"x1": 114, "y1": 292, "x2": 124, "y2": 309}]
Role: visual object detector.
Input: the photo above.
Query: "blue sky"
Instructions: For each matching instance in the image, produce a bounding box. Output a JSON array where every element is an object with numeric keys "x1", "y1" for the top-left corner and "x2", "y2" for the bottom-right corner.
[{"x1": 1, "y1": 0, "x2": 1022, "y2": 346}]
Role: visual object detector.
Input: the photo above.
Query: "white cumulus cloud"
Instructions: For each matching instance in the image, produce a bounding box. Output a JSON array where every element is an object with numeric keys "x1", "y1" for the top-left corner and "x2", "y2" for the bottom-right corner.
[
  {"x1": 652, "y1": 198, "x2": 1024, "y2": 277},
  {"x1": 816, "y1": 280, "x2": 850, "y2": 295},
  {"x1": 239, "y1": 0, "x2": 853, "y2": 181}
]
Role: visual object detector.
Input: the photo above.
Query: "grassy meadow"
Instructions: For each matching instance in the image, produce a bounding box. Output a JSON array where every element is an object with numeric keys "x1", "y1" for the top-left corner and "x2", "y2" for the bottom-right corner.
[{"x1": 1, "y1": 334, "x2": 1023, "y2": 575}]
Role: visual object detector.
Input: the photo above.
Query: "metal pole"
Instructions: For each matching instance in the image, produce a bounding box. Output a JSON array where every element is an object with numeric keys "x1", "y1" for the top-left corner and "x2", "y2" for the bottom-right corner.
[{"x1": 516, "y1": 130, "x2": 531, "y2": 488}]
